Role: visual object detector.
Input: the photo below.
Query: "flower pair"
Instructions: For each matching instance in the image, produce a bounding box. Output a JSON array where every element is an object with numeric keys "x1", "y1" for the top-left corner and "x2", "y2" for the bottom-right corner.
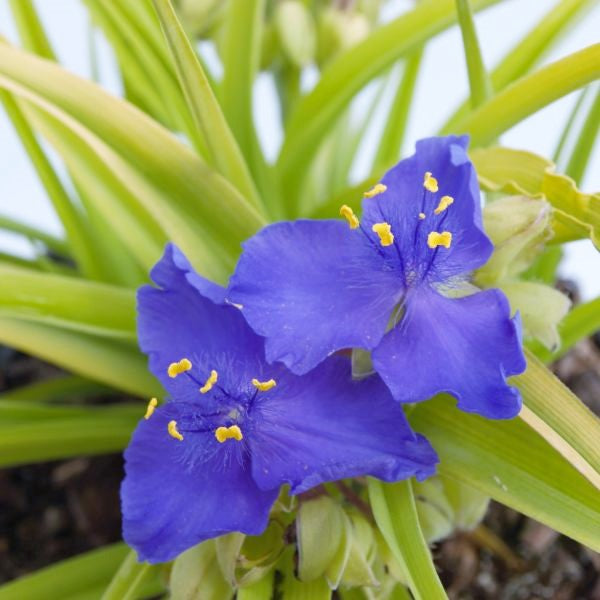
[{"x1": 122, "y1": 136, "x2": 525, "y2": 563}]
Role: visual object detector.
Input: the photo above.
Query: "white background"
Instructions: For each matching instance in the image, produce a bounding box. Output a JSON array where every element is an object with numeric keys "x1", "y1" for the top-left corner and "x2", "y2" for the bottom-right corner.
[{"x1": 0, "y1": 0, "x2": 598, "y2": 296}]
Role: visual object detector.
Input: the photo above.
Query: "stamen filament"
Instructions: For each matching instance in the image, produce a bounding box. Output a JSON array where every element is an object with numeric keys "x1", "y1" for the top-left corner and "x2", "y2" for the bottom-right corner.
[
  {"x1": 200, "y1": 370, "x2": 218, "y2": 394},
  {"x1": 252, "y1": 378, "x2": 276, "y2": 391},
  {"x1": 144, "y1": 397, "x2": 158, "y2": 420},
  {"x1": 167, "y1": 358, "x2": 192, "y2": 378},
  {"x1": 168, "y1": 420, "x2": 184, "y2": 441},
  {"x1": 215, "y1": 425, "x2": 243, "y2": 443}
]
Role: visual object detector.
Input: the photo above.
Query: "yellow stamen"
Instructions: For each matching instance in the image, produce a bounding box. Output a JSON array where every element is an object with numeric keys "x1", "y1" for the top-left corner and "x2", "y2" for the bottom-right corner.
[
  {"x1": 427, "y1": 231, "x2": 452, "y2": 249},
  {"x1": 215, "y1": 425, "x2": 243, "y2": 443},
  {"x1": 423, "y1": 172, "x2": 438, "y2": 192},
  {"x1": 252, "y1": 378, "x2": 276, "y2": 392},
  {"x1": 364, "y1": 183, "x2": 387, "y2": 198},
  {"x1": 167, "y1": 358, "x2": 192, "y2": 378},
  {"x1": 144, "y1": 397, "x2": 158, "y2": 420},
  {"x1": 340, "y1": 205, "x2": 359, "y2": 229},
  {"x1": 372, "y1": 222, "x2": 394, "y2": 246},
  {"x1": 418, "y1": 212, "x2": 426, "y2": 220},
  {"x1": 434, "y1": 195, "x2": 454, "y2": 215},
  {"x1": 168, "y1": 420, "x2": 184, "y2": 441},
  {"x1": 200, "y1": 369, "x2": 218, "y2": 394}
]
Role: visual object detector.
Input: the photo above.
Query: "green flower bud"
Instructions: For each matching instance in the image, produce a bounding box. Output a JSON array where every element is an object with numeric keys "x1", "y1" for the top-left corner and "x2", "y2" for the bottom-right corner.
[
  {"x1": 317, "y1": 8, "x2": 371, "y2": 65},
  {"x1": 275, "y1": 1, "x2": 317, "y2": 68}
]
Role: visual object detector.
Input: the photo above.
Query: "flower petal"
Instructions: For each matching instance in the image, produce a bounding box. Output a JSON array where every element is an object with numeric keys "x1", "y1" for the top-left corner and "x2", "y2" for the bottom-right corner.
[
  {"x1": 228, "y1": 221, "x2": 403, "y2": 374},
  {"x1": 372, "y1": 288, "x2": 525, "y2": 418},
  {"x1": 248, "y1": 357, "x2": 438, "y2": 493},
  {"x1": 361, "y1": 136, "x2": 493, "y2": 285},
  {"x1": 121, "y1": 403, "x2": 278, "y2": 563},
  {"x1": 138, "y1": 243, "x2": 264, "y2": 400}
]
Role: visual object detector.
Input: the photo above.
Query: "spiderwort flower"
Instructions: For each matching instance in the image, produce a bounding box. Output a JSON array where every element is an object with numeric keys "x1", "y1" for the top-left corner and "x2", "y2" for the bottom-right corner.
[
  {"x1": 122, "y1": 244, "x2": 437, "y2": 563},
  {"x1": 228, "y1": 136, "x2": 526, "y2": 419}
]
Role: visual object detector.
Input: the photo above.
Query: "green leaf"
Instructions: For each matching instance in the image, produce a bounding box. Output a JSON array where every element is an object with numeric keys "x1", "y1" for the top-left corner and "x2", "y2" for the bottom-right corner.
[
  {"x1": 368, "y1": 479, "x2": 447, "y2": 600},
  {"x1": 0, "y1": 544, "x2": 128, "y2": 600},
  {"x1": 443, "y1": 0, "x2": 597, "y2": 132},
  {"x1": 0, "y1": 265, "x2": 136, "y2": 340},
  {"x1": 471, "y1": 145, "x2": 600, "y2": 248},
  {"x1": 0, "y1": 214, "x2": 69, "y2": 257},
  {"x1": 100, "y1": 550, "x2": 159, "y2": 600},
  {"x1": 565, "y1": 84, "x2": 600, "y2": 185},
  {"x1": 151, "y1": 0, "x2": 263, "y2": 211},
  {"x1": 277, "y1": 0, "x2": 502, "y2": 213},
  {"x1": 237, "y1": 571, "x2": 274, "y2": 600},
  {"x1": 410, "y1": 395, "x2": 600, "y2": 551},
  {"x1": 447, "y1": 44, "x2": 600, "y2": 145},
  {"x1": 0, "y1": 316, "x2": 159, "y2": 397},
  {"x1": 8, "y1": 0, "x2": 55, "y2": 59},
  {"x1": 0, "y1": 41, "x2": 266, "y2": 282},
  {"x1": 553, "y1": 86, "x2": 592, "y2": 166},
  {"x1": 517, "y1": 349, "x2": 600, "y2": 490},
  {"x1": 454, "y1": 0, "x2": 492, "y2": 108},
  {"x1": 0, "y1": 375, "x2": 110, "y2": 403},
  {"x1": 297, "y1": 496, "x2": 345, "y2": 582}
]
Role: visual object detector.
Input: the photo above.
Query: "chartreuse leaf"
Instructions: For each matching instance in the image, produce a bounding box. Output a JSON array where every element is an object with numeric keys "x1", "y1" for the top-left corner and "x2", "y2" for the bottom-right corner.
[
  {"x1": 100, "y1": 550, "x2": 161, "y2": 600},
  {"x1": 0, "y1": 214, "x2": 69, "y2": 256},
  {"x1": 565, "y1": 84, "x2": 600, "y2": 185},
  {"x1": 151, "y1": 0, "x2": 263, "y2": 211},
  {"x1": 0, "y1": 317, "x2": 159, "y2": 397},
  {"x1": 0, "y1": 90, "x2": 101, "y2": 279},
  {"x1": 0, "y1": 41, "x2": 266, "y2": 282},
  {"x1": 277, "y1": 0, "x2": 502, "y2": 214},
  {"x1": 237, "y1": 571, "x2": 275, "y2": 600},
  {"x1": 450, "y1": 44, "x2": 600, "y2": 146},
  {"x1": 443, "y1": 0, "x2": 597, "y2": 132},
  {"x1": 369, "y1": 479, "x2": 446, "y2": 600},
  {"x1": 170, "y1": 541, "x2": 234, "y2": 600},
  {"x1": 0, "y1": 407, "x2": 140, "y2": 467},
  {"x1": 0, "y1": 375, "x2": 109, "y2": 403},
  {"x1": 8, "y1": 0, "x2": 55, "y2": 59},
  {"x1": 455, "y1": 0, "x2": 492, "y2": 108},
  {"x1": 553, "y1": 87, "x2": 591, "y2": 166},
  {"x1": 517, "y1": 349, "x2": 600, "y2": 490},
  {"x1": 410, "y1": 396, "x2": 600, "y2": 551},
  {"x1": 471, "y1": 146, "x2": 600, "y2": 248},
  {"x1": 0, "y1": 265, "x2": 136, "y2": 340},
  {"x1": 0, "y1": 544, "x2": 128, "y2": 600}
]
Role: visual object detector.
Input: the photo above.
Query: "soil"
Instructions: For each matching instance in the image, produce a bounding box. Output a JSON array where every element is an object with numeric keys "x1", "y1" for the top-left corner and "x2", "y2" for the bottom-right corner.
[{"x1": 1, "y1": 283, "x2": 599, "y2": 598}]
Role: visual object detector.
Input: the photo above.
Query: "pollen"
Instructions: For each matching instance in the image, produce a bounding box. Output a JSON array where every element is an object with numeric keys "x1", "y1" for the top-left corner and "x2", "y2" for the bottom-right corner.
[
  {"x1": 200, "y1": 369, "x2": 218, "y2": 394},
  {"x1": 144, "y1": 397, "x2": 158, "y2": 420},
  {"x1": 364, "y1": 183, "x2": 387, "y2": 198},
  {"x1": 168, "y1": 420, "x2": 184, "y2": 441},
  {"x1": 427, "y1": 231, "x2": 452, "y2": 249},
  {"x1": 423, "y1": 172, "x2": 438, "y2": 192},
  {"x1": 340, "y1": 205, "x2": 359, "y2": 229},
  {"x1": 418, "y1": 212, "x2": 426, "y2": 220},
  {"x1": 434, "y1": 195, "x2": 454, "y2": 215},
  {"x1": 252, "y1": 378, "x2": 276, "y2": 391},
  {"x1": 372, "y1": 222, "x2": 394, "y2": 246},
  {"x1": 215, "y1": 425, "x2": 243, "y2": 443},
  {"x1": 167, "y1": 358, "x2": 192, "y2": 378}
]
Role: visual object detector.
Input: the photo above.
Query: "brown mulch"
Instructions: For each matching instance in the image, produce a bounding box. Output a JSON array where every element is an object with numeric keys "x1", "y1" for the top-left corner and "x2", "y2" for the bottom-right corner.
[{"x1": 1, "y1": 293, "x2": 599, "y2": 597}]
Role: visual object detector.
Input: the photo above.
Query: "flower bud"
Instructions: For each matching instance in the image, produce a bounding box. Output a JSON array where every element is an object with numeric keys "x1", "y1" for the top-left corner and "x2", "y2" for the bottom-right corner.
[{"x1": 275, "y1": 1, "x2": 317, "y2": 68}]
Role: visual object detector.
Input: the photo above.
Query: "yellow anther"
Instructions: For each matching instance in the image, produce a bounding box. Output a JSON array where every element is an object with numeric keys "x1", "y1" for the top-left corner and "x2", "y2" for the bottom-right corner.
[
  {"x1": 167, "y1": 358, "x2": 192, "y2": 378},
  {"x1": 418, "y1": 212, "x2": 426, "y2": 220},
  {"x1": 168, "y1": 420, "x2": 184, "y2": 441},
  {"x1": 434, "y1": 195, "x2": 454, "y2": 215},
  {"x1": 427, "y1": 231, "x2": 452, "y2": 249},
  {"x1": 423, "y1": 172, "x2": 438, "y2": 192},
  {"x1": 215, "y1": 425, "x2": 243, "y2": 443},
  {"x1": 340, "y1": 205, "x2": 359, "y2": 229},
  {"x1": 200, "y1": 369, "x2": 218, "y2": 394},
  {"x1": 144, "y1": 397, "x2": 158, "y2": 420},
  {"x1": 252, "y1": 378, "x2": 276, "y2": 392},
  {"x1": 364, "y1": 183, "x2": 387, "y2": 198},
  {"x1": 372, "y1": 222, "x2": 394, "y2": 246}
]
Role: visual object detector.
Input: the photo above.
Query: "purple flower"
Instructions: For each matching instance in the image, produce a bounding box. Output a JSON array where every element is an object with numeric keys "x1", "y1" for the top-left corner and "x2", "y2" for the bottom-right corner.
[
  {"x1": 122, "y1": 244, "x2": 437, "y2": 563},
  {"x1": 228, "y1": 136, "x2": 526, "y2": 419}
]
